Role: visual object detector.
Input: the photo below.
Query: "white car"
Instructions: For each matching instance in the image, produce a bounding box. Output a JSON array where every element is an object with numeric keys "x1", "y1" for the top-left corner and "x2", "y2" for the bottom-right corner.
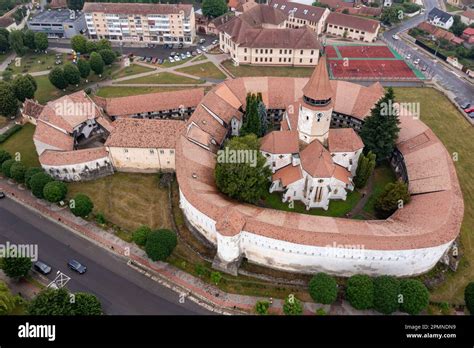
[
  {"x1": 392, "y1": 34, "x2": 400, "y2": 40},
  {"x1": 169, "y1": 57, "x2": 175, "y2": 63},
  {"x1": 406, "y1": 54, "x2": 412, "y2": 60},
  {"x1": 174, "y1": 56, "x2": 181, "y2": 61},
  {"x1": 196, "y1": 48, "x2": 202, "y2": 54},
  {"x1": 199, "y1": 38, "x2": 206, "y2": 44},
  {"x1": 414, "y1": 58, "x2": 420, "y2": 65},
  {"x1": 212, "y1": 39, "x2": 218, "y2": 45},
  {"x1": 186, "y1": 51, "x2": 191, "y2": 58},
  {"x1": 201, "y1": 46, "x2": 207, "y2": 52}
]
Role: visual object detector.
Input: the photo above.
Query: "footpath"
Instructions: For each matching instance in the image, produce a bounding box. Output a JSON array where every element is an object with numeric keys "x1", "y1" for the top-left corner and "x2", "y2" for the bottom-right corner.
[{"x1": 0, "y1": 176, "x2": 331, "y2": 315}]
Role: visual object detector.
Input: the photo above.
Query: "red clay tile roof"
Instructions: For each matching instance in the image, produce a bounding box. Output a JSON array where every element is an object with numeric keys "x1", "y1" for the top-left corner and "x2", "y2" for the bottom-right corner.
[
  {"x1": 272, "y1": 164, "x2": 303, "y2": 186},
  {"x1": 333, "y1": 164, "x2": 351, "y2": 184},
  {"x1": 105, "y1": 119, "x2": 185, "y2": 149},
  {"x1": 300, "y1": 140, "x2": 335, "y2": 178},
  {"x1": 328, "y1": 128, "x2": 363, "y2": 152},
  {"x1": 319, "y1": 0, "x2": 355, "y2": 9},
  {"x1": 463, "y1": 27, "x2": 474, "y2": 36},
  {"x1": 34, "y1": 121, "x2": 74, "y2": 151},
  {"x1": 260, "y1": 130, "x2": 299, "y2": 154},
  {"x1": 303, "y1": 56, "x2": 333, "y2": 101},
  {"x1": 215, "y1": 208, "x2": 247, "y2": 236},
  {"x1": 327, "y1": 12, "x2": 380, "y2": 33},
  {"x1": 39, "y1": 147, "x2": 109, "y2": 166},
  {"x1": 83, "y1": 2, "x2": 193, "y2": 16},
  {"x1": 101, "y1": 89, "x2": 204, "y2": 118},
  {"x1": 22, "y1": 99, "x2": 44, "y2": 119},
  {"x1": 269, "y1": 0, "x2": 328, "y2": 22}
]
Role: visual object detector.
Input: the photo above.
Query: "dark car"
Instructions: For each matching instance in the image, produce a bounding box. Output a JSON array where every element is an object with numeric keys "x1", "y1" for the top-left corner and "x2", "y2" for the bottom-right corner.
[
  {"x1": 459, "y1": 101, "x2": 471, "y2": 109},
  {"x1": 34, "y1": 261, "x2": 52, "y2": 275},
  {"x1": 68, "y1": 259, "x2": 87, "y2": 274},
  {"x1": 468, "y1": 111, "x2": 474, "y2": 119},
  {"x1": 0, "y1": 192, "x2": 5, "y2": 199}
]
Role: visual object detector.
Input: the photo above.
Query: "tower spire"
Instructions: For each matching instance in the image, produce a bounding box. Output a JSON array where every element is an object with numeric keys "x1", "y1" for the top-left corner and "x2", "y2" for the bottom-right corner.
[{"x1": 302, "y1": 56, "x2": 333, "y2": 105}]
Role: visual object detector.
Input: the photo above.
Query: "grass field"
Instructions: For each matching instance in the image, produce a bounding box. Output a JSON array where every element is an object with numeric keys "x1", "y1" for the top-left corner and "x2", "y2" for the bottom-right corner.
[
  {"x1": 111, "y1": 64, "x2": 155, "y2": 79},
  {"x1": 262, "y1": 190, "x2": 362, "y2": 218},
  {"x1": 191, "y1": 54, "x2": 207, "y2": 62},
  {"x1": 0, "y1": 124, "x2": 39, "y2": 167},
  {"x1": 363, "y1": 163, "x2": 397, "y2": 218},
  {"x1": 8, "y1": 52, "x2": 66, "y2": 74},
  {"x1": 176, "y1": 62, "x2": 226, "y2": 80},
  {"x1": 116, "y1": 71, "x2": 203, "y2": 85},
  {"x1": 394, "y1": 87, "x2": 474, "y2": 304},
  {"x1": 95, "y1": 85, "x2": 201, "y2": 98},
  {"x1": 67, "y1": 173, "x2": 172, "y2": 233},
  {"x1": 222, "y1": 60, "x2": 314, "y2": 78}
]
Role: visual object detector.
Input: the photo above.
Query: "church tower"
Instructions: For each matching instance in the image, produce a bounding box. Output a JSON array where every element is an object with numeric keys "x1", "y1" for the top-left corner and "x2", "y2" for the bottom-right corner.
[{"x1": 297, "y1": 56, "x2": 333, "y2": 145}]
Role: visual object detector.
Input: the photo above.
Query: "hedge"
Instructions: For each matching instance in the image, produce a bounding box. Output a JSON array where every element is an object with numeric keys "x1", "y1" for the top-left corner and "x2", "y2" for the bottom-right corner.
[{"x1": 0, "y1": 125, "x2": 22, "y2": 144}]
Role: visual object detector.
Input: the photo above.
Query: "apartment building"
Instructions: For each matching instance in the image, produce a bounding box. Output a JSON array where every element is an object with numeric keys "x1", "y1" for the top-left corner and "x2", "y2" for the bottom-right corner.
[
  {"x1": 218, "y1": 4, "x2": 321, "y2": 66},
  {"x1": 268, "y1": 0, "x2": 330, "y2": 36},
  {"x1": 325, "y1": 12, "x2": 380, "y2": 42},
  {"x1": 83, "y1": 2, "x2": 196, "y2": 44}
]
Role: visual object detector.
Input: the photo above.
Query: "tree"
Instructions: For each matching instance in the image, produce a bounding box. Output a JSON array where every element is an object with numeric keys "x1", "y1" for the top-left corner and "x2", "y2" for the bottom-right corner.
[
  {"x1": 381, "y1": 7, "x2": 402, "y2": 25},
  {"x1": 43, "y1": 181, "x2": 68, "y2": 203},
  {"x1": 465, "y1": 282, "x2": 474, "y2": 315},
  {"x1": 374, "y1": 181, "x2": 410, "y2": 218},
  {"x1": 346, "y1": 274, "x2": 374, "y2": 310},
  {"x1": 283, "y1": 295, "x2": 303, "y2": 315},
  {"x1": 99, "y1": 49, "x2": 115, "y2": 65},
  {"x1": 360, "y1": 88, "x2": 400, "y2": 162},
  {"x1": 309, "y1": 273, "x2": 338, "y2": 305},
  {"x1": 0, "y1": 256, "x2": 32, "y2": 279},
  {"x1": 63, "y1": 63, "x2": 81, "y2": 85},
  {"x1": 24, "y1": 167, "x2": 43, "y2": 189},
  {"x1": 210, "y1": 271, "x2": 222, "y2": 285},
  {"x1": 71, "y1": 35, "x2": 87, "y2": 54},
  {"x1": 24, "y1": 29, "x2": 36, "y2": 50},
  {"x1": 145, "y1": 229, "x2": 177, "y2": 261},
  {"x1": 133, "y1": 225, "x2": 152, "y2": 246},
  {"x1": 0, "y1": 150, "x2": 12, "y2": 165},
  {"x1": 0, "y1": 282, "x2": 16, "y2": 315},
  {"x1": 450, "y1": 15, "x2": 467, "y2": 36},
  {"x1": 312, "y1": 2, "x2": 330, "y2": 8},
  {"x1": 70, "y1": 193, "x2": 94, "y2": 217},
  {"x1": 96, "y1": 39, "x2": 111, "y2": 51},
  {"x1": 34, "y1": 32, "x2": 49, "y2": 52},
  {"x1": 67, "y1": 0, "x2": 84, "y2": 11},
  {"x1": 399, "y1": 279, "x2": 429, "y2": 315},
  {"x1": 215, "y1": 134, "x2": 271, "y2": 204},
  {"x1": 49, "y1": 67, "x2": 68, "y2": 90},
  {"x1": 72, "y1": 292, "x2": 103, "y2": 315},
  {"x1": 202, "y1": 0, "x2": 227, "y2": 18},
  {"x1": 256, "y1": 93, "x2": 268, "y2": 136},
  {"x1": 8, "y1": 30, "x2": 25, "y2": 56},
  {"x1": 255, "y1": 300, "x2": 270, "y2": 315},
  {"x1": 12, "y1": 74, "x2": 37, "y2": 102},
  {"x1": 77, "y1": 59, "x2": 90, "y2": 78},
  {"x1": 240, "y1": 93, "x2": 262, "y2": 137},
  {"x1": 89, "y1": 52, "x2": 104, "y2": 75},
  {"x1": 373, "y1": 275, "x2": 400, "y2": 314},
  {"x1": 85, "y1": 40, "x2": 97, "y2": 54},
  {"x1": 9, "y1": 161, "x2": 26, "y2": 183},
  {"x1": 29, "y1": 172, "x2": 53, "y2": 198},
  {"x1": 0, "y1": 81, "x2": 19, "y2": 117},
  {"x1": 0, "y1": 34, "x2": 9, "y2": 53},
  {"x1": 353, "y1": 151, "x2": 376, "y2": 189},
  {"x1": 1, "y1": 159, "x2": 15, "y2": 177}
]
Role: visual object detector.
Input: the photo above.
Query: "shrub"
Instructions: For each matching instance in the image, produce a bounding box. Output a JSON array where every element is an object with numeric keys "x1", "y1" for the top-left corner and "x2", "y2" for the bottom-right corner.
[
  {"x1": 43, "y1": 181, "x2": 68, "y2": 203},
  {"x1": 29, "y1": 172, "x2": 53, "y2": 198},
  {"x1": 95, "y1": 213, "x2": 106, "y2": 225},
  {"x1": 195, "y1": 264, "x2": 208, "y2": 278},
  {"x1": 464, "y1": 282, "x2": 474, "y2": 315},
  {"x1": 0, "y1": 256, "x2": 32, "y2": 279},
  {"x1": 9, "y1": 161, "x2": 26, "y2": 183},
  {"x1": 316, "y1": 308, "x2": 326, "y2": 315},
  {"x1": 145, "y1": 229, "x2": 177, "y2": 261},
  {"x1": 24, "y1": 167, "x2": 43, "y2": 189},
  {"x1": 308, "y1": 273, "x2": 338, "y2": 305},
  {"x1": 375, "y1": 181, "x2": 410, "y2": 218},
  {"x1": 373, "y1": 276, "x2": 400, "y2": 314},
  {"x1": 346, "y1": 274, "x2": 374, "y2": 310},
  {"x1": 255, "y1": 300, "x2": 270, "y2": 315},
  {"x1": 399, "y1": 279, "x2": 429, "y2": 315},
  {"x1": 1, "y1": 159, "x2": 15, "y2": 177},
  {"x1": 0, "y1": 124, "x2": 22, "y2": 143},
  {"x1": 283, "y1": 294, "x2": 303, "y2": 315},
  {"x1": 210, "y1": 271, "x2": 222, "y2": 285},
  {"x1": 0, "y1": 149, "x2": 12, "y2": 164},
  {"x1": 133, "y1": 225, "x2": 151, "y2": 246},
  {"x1": 70, "y1": 194, "x2": 94, "y2": 218}
]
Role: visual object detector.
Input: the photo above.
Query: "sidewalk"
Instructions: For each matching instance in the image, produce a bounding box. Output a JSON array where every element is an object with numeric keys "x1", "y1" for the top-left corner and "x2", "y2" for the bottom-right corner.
[{"x1": 0, "y1": 176, "x2": 328, "y2": 315}]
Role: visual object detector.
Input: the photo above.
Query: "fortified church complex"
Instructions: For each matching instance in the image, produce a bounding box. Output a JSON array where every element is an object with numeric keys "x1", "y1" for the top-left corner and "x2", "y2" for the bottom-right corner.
[{"x1": 22, "y1": 57, "x2": 463, "y2": 277}]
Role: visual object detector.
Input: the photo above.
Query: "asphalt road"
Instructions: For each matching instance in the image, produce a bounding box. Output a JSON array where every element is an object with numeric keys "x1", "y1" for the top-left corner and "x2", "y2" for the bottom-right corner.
[
  {"x1": 0, "y1": 197, "x2": 210, "y2": 315},
  {"x1": 383, "y1": 0, "x2": 474, "y2": 105}
]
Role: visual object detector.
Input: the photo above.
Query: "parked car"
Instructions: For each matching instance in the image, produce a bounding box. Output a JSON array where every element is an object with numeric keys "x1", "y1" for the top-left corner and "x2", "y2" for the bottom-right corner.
[
  {"x1": 413, "y1": 58, "x2": 420, "y2": 65},
  {"x1": 468, "y1": 112, "x2": 474, "y2": 119},
  {"x1": 174, "y1": 56, "x2": 181, "y2": 61},
  {"x1": 201, "y1": 46, "x2": 207, "y2": 52},
  {"x1": 34, "y1": 261, "x2": 52, "y2": 275},
  {"x1": 405, "y1": 54, "x2": 412, "y2": 60},
  {"x1": 459, "y1": 101, "x2": 471, "y2": 109},
  {"x1": 180, "y1": 53, "x2": 186, "y2": 59},
  {"x1": 146, "y1": 57, "x2": 152, "y2": 62},
  {"x1": 152, "y1": 57, "x2": 158, "y2": 64},
  {"x1": 157, "y1": 58, "x2": 164, "y2": 64},
  {"x1": 178, "y1": 43, "x2": 184, "y2": 49},
  {"x1": 191, "y1": 51, "x2": 197, "y2": 56},
  {"x1": 199, "y1": 38, "x2": 206, "y2": 44},
  {"x1": 392, "y1": 34, "x2": 400, "y2": 40},
  {"x1": 0, "y1": 192, "x2": 5, "y2": 199},
  {"x1": 196, "y1": 48, "x2": 202, "y2": 54},
  {"x1": 68, "y1": 260, "x2": 87, "y2": 274},
  {"x1": 464, "y1": 106, "x2": 474, "y2": 113},
  {"x1": 212, "y1": 39, "x2": 218, "y2": 45},
  {"x1": 186, "y1": 51, "x2": 191, "y2": 58},
  {"x1": 421, "y1": 65, "x2": 428, "y2": 71},
  {"x1": 139, "y1": 56, "x2": 146, "y2": 61},
  {"x1": 170, "y1": 51, "x2": 177, "y2": 57},
  {"x1": 169, "y1": 57, "x2": 175, "y2": 63}
]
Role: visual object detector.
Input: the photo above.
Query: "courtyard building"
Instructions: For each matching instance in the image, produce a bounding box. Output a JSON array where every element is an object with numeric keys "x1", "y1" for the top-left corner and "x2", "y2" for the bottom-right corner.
[
  {"x1": 83, "y1": 2, "x2": 196, "y2": 44},
  {"x1": 325, "y1": 12, "x2": 380, "y2": 42},
  {"x1": 27, "y1": 9, "x2": 86, "y2": 38}
]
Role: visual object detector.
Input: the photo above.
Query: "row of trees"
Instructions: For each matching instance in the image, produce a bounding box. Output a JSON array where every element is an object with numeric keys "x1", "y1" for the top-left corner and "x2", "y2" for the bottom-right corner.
[
  {"x1": 0, "y1": 149, "x2": 94, "y2": 217},
  {"x1": 240, "y1": 92, "x2": 268, "y2": 138},
  {"x1": 354, "y1": 151, "x2": 376, "y2": 189},
  {"x1": 0, "y1": 73, "x2": 37, "y2": 118},
  {"x1": 132, "y1": 225, "x2": 178, "y2": 261},
  {"x1": 4, "y1": 29, "x2": 48, "y2": 56}
]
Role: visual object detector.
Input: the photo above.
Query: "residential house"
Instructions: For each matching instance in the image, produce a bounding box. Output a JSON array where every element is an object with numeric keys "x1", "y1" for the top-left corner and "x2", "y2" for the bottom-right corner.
[{"x1": 427, "y1": 8, "x2": 454, "y2": 30}]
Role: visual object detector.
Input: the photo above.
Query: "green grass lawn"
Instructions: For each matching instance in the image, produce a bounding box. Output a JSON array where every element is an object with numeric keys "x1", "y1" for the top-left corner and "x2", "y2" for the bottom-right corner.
[
  {"x1": 67, "y1": 173, "x2": 172, "y2": 233},
  {"x1": 191, "y1": 54, "x2": 207, "y2": 62},
  {"x1": 8, "y1": 52, "x2": 67, "y2": 74},
  {"x1": 222, "y1": 60, "x2": 314, "y2": 78},
  {"x1": 176, "y1": 62, "x2": 226, "y2": 80},
  {"x1": 160, "y1": 58, "x2": 190, "y2": 68},
  {"x1": 116, "y1": 71, "x2": 204, "y2": 85},
  {"x1": 393, "y1": 87, "x2": 474, "y2": 305},
  {"x1": 111, "y1": 64, "x2": 155, "y2": 79},
  {"x1": 0, "y1": 124, "x2": 39, "y2": 168},
  {"x1": 261, "y1": 189, "x2": 361, "y2": 218},
  {"x1": 363, "y1": 163, "x2": 397, "y2": 218}
]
